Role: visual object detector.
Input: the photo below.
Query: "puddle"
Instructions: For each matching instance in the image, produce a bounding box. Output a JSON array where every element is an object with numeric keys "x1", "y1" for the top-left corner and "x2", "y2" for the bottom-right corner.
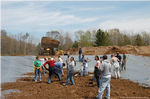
[{"x1": 1, "y1": 89, "x2": 21, "y2": 99}]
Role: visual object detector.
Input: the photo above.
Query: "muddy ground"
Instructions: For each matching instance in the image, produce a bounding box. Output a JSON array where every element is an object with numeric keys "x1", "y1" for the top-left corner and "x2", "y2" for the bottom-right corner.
[{"x1": 1, "y1": 69, "x2": 150, "y2": 99}]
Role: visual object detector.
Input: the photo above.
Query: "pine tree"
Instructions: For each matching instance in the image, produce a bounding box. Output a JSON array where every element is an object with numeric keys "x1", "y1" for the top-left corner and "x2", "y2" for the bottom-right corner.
[
  {"x1": 134, "y1": 34, "x2": 144, "y2": 46},
  {"x1": 95, "y1": 29, "x2": 110, "y2": 46}
]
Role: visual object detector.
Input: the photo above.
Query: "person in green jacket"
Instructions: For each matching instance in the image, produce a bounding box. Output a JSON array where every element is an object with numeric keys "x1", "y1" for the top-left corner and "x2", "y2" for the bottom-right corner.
[{"x1": 34, "y1": 56, "x2": 42, "y2": 82}]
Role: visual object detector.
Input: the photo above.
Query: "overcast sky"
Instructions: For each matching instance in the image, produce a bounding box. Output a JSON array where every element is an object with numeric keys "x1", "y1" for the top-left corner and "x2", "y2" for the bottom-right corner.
[{"x1": 1, "y1": 1, "x2": 150, "y2": 42}]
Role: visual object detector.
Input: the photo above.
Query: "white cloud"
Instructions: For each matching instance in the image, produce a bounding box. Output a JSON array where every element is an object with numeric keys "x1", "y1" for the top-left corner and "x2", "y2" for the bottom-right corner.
[
  {"x1": 1, "y1": 2, "x2": 99, "y2": 29},
  {"x1": 64, "y1": 6, "x2": 116, "y2": 12},
  {"x1": 99, "y1": 18, "x2": 150, "y2": 33}
]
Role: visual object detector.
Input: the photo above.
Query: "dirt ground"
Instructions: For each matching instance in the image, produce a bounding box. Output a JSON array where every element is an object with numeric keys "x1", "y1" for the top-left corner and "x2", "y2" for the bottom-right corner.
[
  {"x1": 2, "y1": 69, "x2": 150, "y2": 99},
  {"x1": 69, "y1": 45, "x2": 150, "y2": 56}
]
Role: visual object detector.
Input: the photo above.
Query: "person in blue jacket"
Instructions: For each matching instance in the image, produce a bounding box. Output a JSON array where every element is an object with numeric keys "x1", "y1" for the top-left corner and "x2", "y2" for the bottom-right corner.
[{"x1": 54, "y1": 62, "x2": 65, "y2": 76}]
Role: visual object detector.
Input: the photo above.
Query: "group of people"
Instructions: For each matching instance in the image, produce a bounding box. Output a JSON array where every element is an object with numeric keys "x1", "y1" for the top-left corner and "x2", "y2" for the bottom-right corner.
[
  {"x1": 78, "y1": 48, "x2": 127, "y2": 99},
  {"x1": 91, "y1": 52, "x2": 126, "y2": 99},
  {"x1": 34, "y1": 55, "x2": 76, "y2": 85},
  {"x1": 33, "y1": 47, "x2": 127, "y2": 99}
]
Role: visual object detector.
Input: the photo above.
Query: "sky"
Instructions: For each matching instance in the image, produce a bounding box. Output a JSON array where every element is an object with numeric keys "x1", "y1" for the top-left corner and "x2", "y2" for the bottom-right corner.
[{"x1": 1, "y1": 1, "x2": 150, "y2": 42}]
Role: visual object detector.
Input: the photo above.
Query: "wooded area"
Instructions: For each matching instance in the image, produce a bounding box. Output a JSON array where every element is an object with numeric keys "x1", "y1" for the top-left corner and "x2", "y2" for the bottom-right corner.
[
  {"x1": 72, "y1": 29, "x2": 150, "y2": 48},
  {"x1": 1, "y1": 30, "x2": 38, "y2": 56}
]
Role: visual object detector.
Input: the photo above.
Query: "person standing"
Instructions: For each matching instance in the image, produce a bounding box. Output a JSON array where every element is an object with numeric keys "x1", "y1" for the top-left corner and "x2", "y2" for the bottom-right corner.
[
  {"x1": 64, "y1": 57, "x2": 76, "y2": 85},
  {"x1": 122, "y1": 52, "x2": 127, "y2": 71},
  {"x1": 66, "y1": 54, "x2": 70, "y2": 71},
  {"x1": 40, "y1": 58, "x2": 47, "y2": 76},
  {"x1": 94, "y1": 55, "x2": 101, "y2": 88},
  {"x1": 79, "y1": 48, "x2": 82, "y2": 62},
  {"x1": 58, "y1": 56, "x2": 64, "y2": 75},
  {"x1": 84, "y1": 59, "x2": 89, "y2": 76},
  {"x1": 115, "y1": 52, "x2": 122, "y2": 72},
  {"x1": 80, "y1": 55, "x2": 85, "y2": 76},
  {"x1": 44, "y1": 58, "x2": 61, "y2": 84},
  {"x1": 97, "y1": 55, "x2": 111, "y2": 99},
  {"x1": 34, "y1": 56, "x2": 42, "y2": 82},
  {"x1": 80, "y1": 55, "x2": 89, "y2": 76},
  {"x1": 111, "y1": 55, "x2": 120, "y2": 79}
]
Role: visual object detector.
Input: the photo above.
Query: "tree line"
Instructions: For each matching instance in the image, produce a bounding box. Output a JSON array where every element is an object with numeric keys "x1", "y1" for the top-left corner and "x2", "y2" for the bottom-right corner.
[
  {"x1": 1, "y1": 30, "x2": 38, "y2": 56},
  {"x1": 72, "y1": 28, "x2": 150, "y2": 47},
  {"x1": 1, "y1": 28, "x2": 150, "y2": 55}
]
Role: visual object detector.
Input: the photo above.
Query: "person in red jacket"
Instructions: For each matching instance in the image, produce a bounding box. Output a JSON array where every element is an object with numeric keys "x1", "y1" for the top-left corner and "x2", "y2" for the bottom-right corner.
[{"x1": 44, "y1": 58, "x2": 62, "y2": 84}]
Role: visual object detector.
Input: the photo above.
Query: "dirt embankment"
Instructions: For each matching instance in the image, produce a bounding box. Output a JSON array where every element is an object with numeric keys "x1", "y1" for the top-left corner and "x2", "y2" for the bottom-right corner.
[
  {"x1": 2, "y1": 69, "x2": 150, "y2": 99},
  {"x1": 69, "y1": 45, "x2": 150, "y2": 56}
]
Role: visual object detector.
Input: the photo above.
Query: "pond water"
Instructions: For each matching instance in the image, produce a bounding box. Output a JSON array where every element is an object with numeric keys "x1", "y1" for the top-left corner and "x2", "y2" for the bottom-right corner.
[
  {"x1": 1, "y1": 56, "x2": 35, "y2": 83},
  {"x1": 1, "y1": 55, "x2": 150, "y2": 86}
]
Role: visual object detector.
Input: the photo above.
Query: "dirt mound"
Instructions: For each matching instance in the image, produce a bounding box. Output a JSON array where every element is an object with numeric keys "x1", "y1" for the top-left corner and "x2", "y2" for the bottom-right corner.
[
  {"x1": 69, "y1": 46, "x2": 150, "y2": 56},
  {"x1": 41, "y1": 37, "x2": 60, "y2": 48},
  {"x1": 105, "y1": 46, "x2": 125, "y2": 54}
]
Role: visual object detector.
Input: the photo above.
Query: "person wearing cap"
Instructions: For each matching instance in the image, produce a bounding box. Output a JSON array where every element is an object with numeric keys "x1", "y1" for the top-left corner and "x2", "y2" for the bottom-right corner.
[
  {"x1": 97, "y1": 55, "x2": 111, "y2": 99},
  {"x1": 34, "y1": 56, "x2": 42, "y2": 82},
  {"x1": 44, "y1": 58, "x2": 61, "y2": 84}
]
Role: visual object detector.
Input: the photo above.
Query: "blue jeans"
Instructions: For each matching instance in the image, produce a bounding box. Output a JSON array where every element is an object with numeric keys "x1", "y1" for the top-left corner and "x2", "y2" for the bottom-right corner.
[
  {"x1": 34, "y1": 69, "x2": 41, "y2": 81},
  {"x1": 92, "y1": 75, "x2": 96, "y2": 81},
  {"x1": 48, "y1": 66, "x2": 62, "y2": 84},
  {"x1": 61, "y1": 68, "x2": 64, "y2": 75},
  {"x1": 83, "y1": 66, "x2": 88, "y2": 76},
  {"x1": 119, "y1": 62, "x2": 123, "y2": 72},
  {"x1": 94, "y1": 69, "x2": 101, "y2": 88},
  {"x1": 97, "y1": 77, "x2": 111, "y2": 99},
  {"x1": 65, "y1": 72, "x2": 75, "y2": 85},
  {"x1": 42, "y1": 66, "x2": 45, "y2": 76},
  {"x1": 79, "y1": 54, "x2": 81, "y2": 62}
]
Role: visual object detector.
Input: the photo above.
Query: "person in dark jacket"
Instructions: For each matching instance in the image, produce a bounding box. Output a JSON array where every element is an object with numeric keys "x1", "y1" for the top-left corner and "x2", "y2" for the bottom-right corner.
[
  {"x1": 79, "y1": 48, "x2": 82, "y2": 62},
  {"x1": 94, "y1": 55, "x2": 101, "y2": 88}
]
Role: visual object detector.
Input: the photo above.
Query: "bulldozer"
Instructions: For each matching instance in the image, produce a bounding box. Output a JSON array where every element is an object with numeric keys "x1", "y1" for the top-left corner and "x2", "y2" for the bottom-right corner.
[{"x1": 39, "y1": 37, "x2": 60, "y2": 55}]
